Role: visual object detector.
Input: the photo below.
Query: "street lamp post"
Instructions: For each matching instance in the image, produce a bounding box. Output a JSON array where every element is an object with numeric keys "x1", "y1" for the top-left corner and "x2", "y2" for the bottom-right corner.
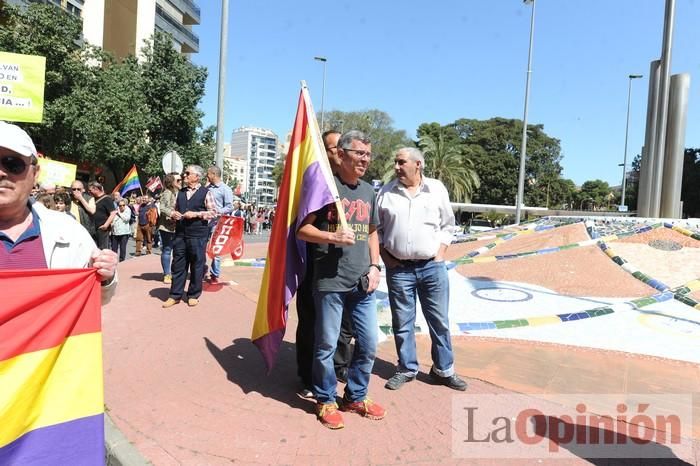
[
  {"x1": 515, "y1": 0, "x2": 536, "y2": 225},
  {"x1": 314, "y1": 56, "x2": 327, "y2": 131},
  {"x1": 215, "y1": 0, "x2": 229, "y2": 168},
  {"x1": 620, "y1": 74, "x2": 643, "y2": 210}
]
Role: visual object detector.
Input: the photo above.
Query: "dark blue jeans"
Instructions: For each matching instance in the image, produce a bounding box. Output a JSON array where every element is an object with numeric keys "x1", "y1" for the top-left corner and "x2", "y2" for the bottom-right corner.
[{"x1": 169, "y1": 235, "x2": 207, "y2": 300}]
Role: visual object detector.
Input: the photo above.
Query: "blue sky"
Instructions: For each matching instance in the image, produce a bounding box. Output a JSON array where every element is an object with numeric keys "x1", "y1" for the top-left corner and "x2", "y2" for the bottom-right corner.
[{"x1": 191, "y1": 0, "x2": 700, "y2": 186}]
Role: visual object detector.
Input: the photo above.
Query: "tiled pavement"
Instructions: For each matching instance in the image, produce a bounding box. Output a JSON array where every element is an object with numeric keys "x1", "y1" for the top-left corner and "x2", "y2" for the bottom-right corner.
[{"x1": 103, "y1": 242, "x2": 699, "y2": 465}]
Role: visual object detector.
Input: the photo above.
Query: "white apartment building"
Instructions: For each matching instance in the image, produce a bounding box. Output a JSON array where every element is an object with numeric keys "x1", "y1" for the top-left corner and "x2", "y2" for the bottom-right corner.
[
  {"x1": 230, "y1": 127, "x2": 278, "y2": 206},
  {"x1": 8, "y1": 0, "x2": 199, "y2": 58}
]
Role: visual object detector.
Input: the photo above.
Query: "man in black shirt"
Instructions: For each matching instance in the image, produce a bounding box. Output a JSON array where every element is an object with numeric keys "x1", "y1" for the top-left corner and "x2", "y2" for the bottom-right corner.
[
  {"x1": 88, "y1": 181, "x2": 116, "y2": 250},
  {"x1": 297, "y1": 130, "x2": 385, "y2": 430}
]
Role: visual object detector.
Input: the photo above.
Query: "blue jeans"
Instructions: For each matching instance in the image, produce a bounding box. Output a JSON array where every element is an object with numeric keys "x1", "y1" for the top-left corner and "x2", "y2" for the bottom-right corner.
[
  {"x1": 160, "y1": 231, "x2": 175, "y2": 276},
  {"x1": 312, "y1": 288, "x2": 377, "y2": 404},
  {"x1": 386, "y1": 260, "x2": 455, "y2": 377},
  {"x1": 210, "y1": 255, "x2": 221, "y2": 278}
]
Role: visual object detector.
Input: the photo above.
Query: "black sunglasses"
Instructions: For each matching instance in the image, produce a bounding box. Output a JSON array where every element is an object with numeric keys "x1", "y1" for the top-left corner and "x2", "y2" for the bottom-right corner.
[{"x1": 1, "y1": 155, "x2": 35, "y2": 175}]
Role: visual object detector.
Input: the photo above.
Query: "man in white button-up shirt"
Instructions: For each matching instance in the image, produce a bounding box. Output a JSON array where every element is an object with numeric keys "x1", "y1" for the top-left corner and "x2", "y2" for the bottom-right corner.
[{"x1": 377, "y1": 147, "x2": 467, "y2": 392}]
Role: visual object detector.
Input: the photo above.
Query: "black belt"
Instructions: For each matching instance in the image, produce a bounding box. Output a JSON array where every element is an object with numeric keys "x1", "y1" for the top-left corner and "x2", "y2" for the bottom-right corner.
[{"x1": 386, "y1": 251, "x2": 434, "y2": 266}]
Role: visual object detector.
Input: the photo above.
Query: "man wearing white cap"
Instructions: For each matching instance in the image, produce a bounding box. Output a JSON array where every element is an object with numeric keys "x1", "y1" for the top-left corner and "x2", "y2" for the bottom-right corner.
[{"x1": 0, "y1": 121, "x2": 118, "y2": 303}]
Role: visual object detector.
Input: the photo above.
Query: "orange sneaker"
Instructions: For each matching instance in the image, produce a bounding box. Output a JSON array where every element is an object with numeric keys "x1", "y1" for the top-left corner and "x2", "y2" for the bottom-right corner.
[
  {"x1": 340, "y1": 397, "x2": 386, "y2": 420},
  {"x1": 316, "y1": 402, "x2": 344, "y2": 429}
]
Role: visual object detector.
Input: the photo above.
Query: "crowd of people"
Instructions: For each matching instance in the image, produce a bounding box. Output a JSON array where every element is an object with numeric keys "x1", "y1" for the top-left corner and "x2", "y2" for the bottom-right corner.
[{"x1": 1, "y1": 121, "x2": 467, "y2": 433}]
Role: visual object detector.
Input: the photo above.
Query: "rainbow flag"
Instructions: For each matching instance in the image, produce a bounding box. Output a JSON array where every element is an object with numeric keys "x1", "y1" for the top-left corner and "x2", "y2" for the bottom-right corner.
[
  {"x1": 113, "y1": 164, "x2": 141, "y2": 196},
  {"x1": 0, "y1": 268, "x2": 104, "y2": 465},
  {"x1": 251, "y1": 85, "x2": 340, "y2": 371}
]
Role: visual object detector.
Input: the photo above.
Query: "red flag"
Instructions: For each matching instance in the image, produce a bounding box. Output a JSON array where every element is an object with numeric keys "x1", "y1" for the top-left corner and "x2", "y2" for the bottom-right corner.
[
  {"x1": 207, "y1": 216, "x2": 245, "y2": 260},
  {"x1": 146, "y1": 176, "x2": 163, "y2": 192}
]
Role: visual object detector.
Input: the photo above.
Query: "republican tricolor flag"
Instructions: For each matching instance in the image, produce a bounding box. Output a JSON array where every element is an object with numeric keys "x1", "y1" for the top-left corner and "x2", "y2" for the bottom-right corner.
[
  {"x1": 0, "y1": 269, "x2": 104, "y2": 465},
  {"x1": 251, "y1": 83, "x2": 344, "y2": 371}
]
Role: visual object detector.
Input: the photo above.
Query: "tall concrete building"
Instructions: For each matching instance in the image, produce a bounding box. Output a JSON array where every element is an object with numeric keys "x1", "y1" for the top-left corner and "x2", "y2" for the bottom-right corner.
[
  {"x1": 230, "y1": 127, "x2": 278, "y2": 206},
  {"x1": 222, "y1": 142, "x2": 248, "y2": 196},
  {"x1": 7, "y1": 0, "x2": 199, "y2": 58}
]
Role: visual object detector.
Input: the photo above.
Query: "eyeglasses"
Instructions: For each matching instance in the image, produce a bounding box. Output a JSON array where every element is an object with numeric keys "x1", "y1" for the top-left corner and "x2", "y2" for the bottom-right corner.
[
  {"x1": 0, "y1": 155, "x2": 35, "y2": 175},
  {"x1": 344, "y1": 149, "x2": 372, "y2": 160},
  {"x1": 174, "y1": 178, "x2": 182, "y2": 182},
  {"x1": 118, "y1": 204, "x2": 126, "y2": 207},
  {"x1": 71, "y1": 187, "x2": 83, "y2": 191},
  {"x1": 182, "y1": 171, "x2": 191, "y2": 177}
]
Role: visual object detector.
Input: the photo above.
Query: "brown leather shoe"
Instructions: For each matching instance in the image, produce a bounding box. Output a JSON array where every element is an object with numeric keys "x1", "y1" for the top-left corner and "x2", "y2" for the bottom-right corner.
[
  {"x1": 187, "y1": 298, "x2": 199, "y2": 307},
  {"x1": 162, "y1": 298, "x2": 180, "y2": 308}
]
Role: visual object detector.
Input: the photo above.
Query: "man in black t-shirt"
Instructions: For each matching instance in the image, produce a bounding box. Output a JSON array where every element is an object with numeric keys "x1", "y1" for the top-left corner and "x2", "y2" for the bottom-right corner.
[
  {"x1": 297, "y1": 130, "x2": 385, "y2": 430},
  {"x1": 295, "y1": 130, "x2": 353, "y2": 398},
  {"x1": 88, "y1": 181, "x2": 116, "y2": 250}
]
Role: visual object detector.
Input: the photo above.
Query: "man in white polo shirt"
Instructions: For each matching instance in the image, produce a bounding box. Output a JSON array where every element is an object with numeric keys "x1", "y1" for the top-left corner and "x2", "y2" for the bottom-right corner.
[{"x1": 377, "y1": 146, "x2": 466, "y2": 392}]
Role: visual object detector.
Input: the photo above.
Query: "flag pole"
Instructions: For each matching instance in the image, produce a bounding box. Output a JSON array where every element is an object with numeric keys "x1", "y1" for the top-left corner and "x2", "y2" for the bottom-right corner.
[
  {"x1": 135, "y1": 165, "x2": 143, "y2": 195},
  {"x1": 300, "y1": 80, "x2": 349, "y2": 231}
]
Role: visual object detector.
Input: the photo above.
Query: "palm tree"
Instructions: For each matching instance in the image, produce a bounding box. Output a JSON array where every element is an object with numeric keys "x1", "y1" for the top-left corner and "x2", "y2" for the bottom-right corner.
[{"x1": 418, "y1": 133, "x2": 480, "y2": 202}]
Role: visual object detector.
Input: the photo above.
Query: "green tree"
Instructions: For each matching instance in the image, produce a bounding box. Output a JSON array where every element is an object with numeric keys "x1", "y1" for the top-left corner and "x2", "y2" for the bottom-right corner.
[
  {"x1": 418, "y1": 118, "x2": 564, "y2": 206},
  {"x1": 272, "y1": 159, "x2": 284, "y2": 187},
  {"x1": 138, "y1": 32, "x2": 209, "y2": 175},
  {"x1": 546, "y1": 178, "x2": 578, "y2": 209},
  {"x1": 417, "y1": 132, "x2": 480, "y2": 202},
  {"x1": 324, "y1": 109, "x2": 412, "y2": 182},
  {"x1": 63, "y1": 55, "x2": 150, "y2": 180},
  {"x1": 0, "y1": 7, "x2": 212, "y2": 184},
  {"x1": 0, "y1": 3, "x2": 91, "y2": 154},
  {"x1": 624, "y1": 152, "x2": 642, "y2": 210},
  {"x1": 577, "y1": 179, "x2": 613, "y2": 210}
]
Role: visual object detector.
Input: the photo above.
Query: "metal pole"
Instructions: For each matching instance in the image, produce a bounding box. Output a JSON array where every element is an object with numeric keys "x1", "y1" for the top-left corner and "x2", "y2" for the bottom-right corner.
[
  {"x1": 638, "y1": 60, "x2": 661, "y2": 217},
  {"x1": 515, "y1": 0, "x2": 535, "y2": 225},
  {"x1": 314, "y1": 56, "x2": 327, "y2": 132},
  {"x1": 649, "y1": 0, "x2": 676, "y2": 217},
  {"x1": 620, "y1": 74, "x2": 642, "y2": 209},
  {"x1": 215, "y1": 0, "x2": 229, "y2": 168},
  {"x1": 660, "y1": 73, "x2": 690, "y2": 218}
]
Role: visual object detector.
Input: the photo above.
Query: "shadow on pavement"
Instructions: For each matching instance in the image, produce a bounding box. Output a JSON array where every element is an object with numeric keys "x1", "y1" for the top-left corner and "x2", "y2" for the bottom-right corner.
[
  {"x1": 148, "y1": 286, "x2": 170, "y2": 301},
  {"x1": 531, "y1": 414, "x2": 692, "y2": 465},
  {"x1": 204, "y1": 337, "x2": 315, "y2": 414},
  {"x1": 131, "y1": 272, "x2": 164, "y2": 282},
  {"x1": 371, "y1": 352, "x2": 398, "y2": 380}
]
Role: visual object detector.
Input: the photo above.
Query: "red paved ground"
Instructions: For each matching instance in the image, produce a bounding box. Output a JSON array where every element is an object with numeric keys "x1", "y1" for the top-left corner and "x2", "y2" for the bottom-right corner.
[
  {"x1": 455, "y1": 245, "x2": 656, "y2": 297},
  {"x1": 478, "y1": 223, "x2": 590, "y2": 258},
  {"x1": 103, "y1": 243, "x2": 700, "y2": 465},
  {"x1": 618, "y1": 227, "x2": 700, "y2": 248}
]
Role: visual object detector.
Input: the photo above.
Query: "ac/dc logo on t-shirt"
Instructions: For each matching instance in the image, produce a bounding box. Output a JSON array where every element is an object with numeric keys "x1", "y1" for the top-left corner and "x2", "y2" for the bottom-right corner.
[{"x1": 325, "y1": 198, "x2": 371, "y2": 223}]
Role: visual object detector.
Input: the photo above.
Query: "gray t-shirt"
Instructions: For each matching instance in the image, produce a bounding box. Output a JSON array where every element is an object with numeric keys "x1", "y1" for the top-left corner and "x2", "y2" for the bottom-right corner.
[{"x1": 312, "y1": 175, "x2": 379, "y2": 292}]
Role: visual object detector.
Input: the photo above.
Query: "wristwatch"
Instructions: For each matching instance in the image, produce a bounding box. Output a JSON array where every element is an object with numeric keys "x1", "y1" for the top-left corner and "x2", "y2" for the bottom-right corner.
[{"x1": 369, "y1": 263, "x2": 382, "y2": 272}]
